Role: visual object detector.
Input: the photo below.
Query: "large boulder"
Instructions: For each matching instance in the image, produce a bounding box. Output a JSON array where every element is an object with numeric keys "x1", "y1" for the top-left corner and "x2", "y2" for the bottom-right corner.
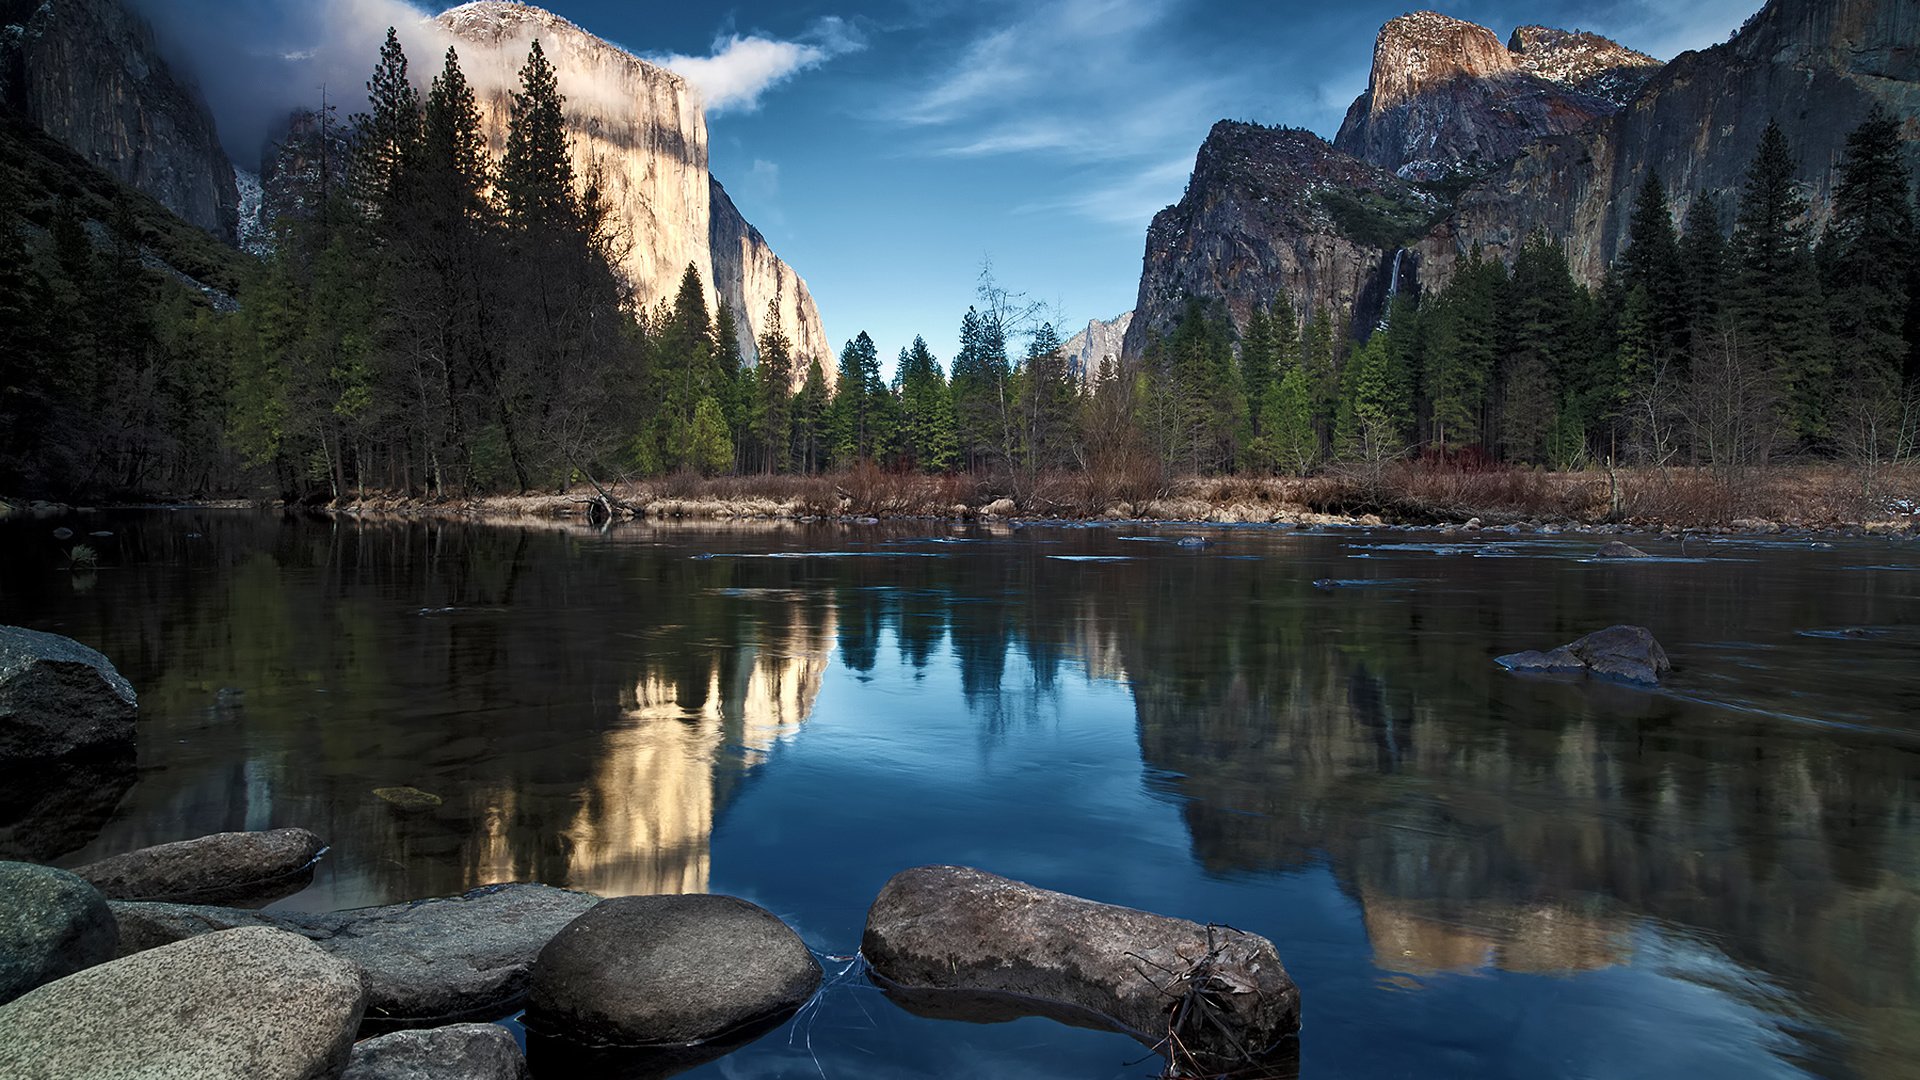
[
  {"x1": 73, "y1": 827, "x2": 327, "y2": 906},
  {"x1": 0, "y1": 626, "x2": 137, "y2": 762},
  {"x1": 342, "y1": 1023, "x2": 527, "y2": 1080},
  {"x1": 526, "y1": 894, "x2": 821, "y2": 1047},
  {"x1": 0, "y1": 753, "x2": 137, "y2": 862},
  {"x1": 1496, "y1": 624, "x2": 1672, "y2": 685},
  {"x1": 112, "y1": 882, "x2": 601, "y2": 1028},
  {"x1": 0, "y1": 925, "x2": 367, "y2": 1080},
  {"x1": 862, "y1": 866, "x2": 1301, "y2": 1069},
  {"x1": 0, "y1": 862, "x2": 118, "y2": 1005}
]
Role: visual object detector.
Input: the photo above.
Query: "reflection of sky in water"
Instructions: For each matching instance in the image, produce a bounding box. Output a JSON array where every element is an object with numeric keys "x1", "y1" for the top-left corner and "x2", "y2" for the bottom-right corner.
[{"x1": 2, "y1": 514, "x2": 1917, "y2": 1078}]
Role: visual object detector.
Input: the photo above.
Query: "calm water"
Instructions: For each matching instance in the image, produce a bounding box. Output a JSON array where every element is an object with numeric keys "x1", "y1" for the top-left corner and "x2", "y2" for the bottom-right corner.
[{"x1": 3, "y1": 511, "x2": 1918, "y2": 1079}]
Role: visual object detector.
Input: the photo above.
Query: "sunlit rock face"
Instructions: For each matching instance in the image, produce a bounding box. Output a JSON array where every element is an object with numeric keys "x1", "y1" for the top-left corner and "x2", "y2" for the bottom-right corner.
[
  {"x1": 561, "y1": 636, "x2": 829, "y2": 899},
  {"x1": 1060, "y1": 311, "x2": 1132, "y2": 385},
  {"x1": 1421, "y1": 0, "x2": 1920, "y2": 285},
  {"x1": 436, "y1": 1, "x2": 829, "y2": 377},
  {"x1": 1334, "y1": 12, "x2": 1658, "y2": 180},
  {"x1": 0, "y1": 0, "x2": 237, "y2": 238}
]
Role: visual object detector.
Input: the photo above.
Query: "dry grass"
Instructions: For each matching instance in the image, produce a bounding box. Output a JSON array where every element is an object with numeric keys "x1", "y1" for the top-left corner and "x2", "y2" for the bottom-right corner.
[{"x1": 322, "y1": 462, "x2": 1920, "y2": 532}]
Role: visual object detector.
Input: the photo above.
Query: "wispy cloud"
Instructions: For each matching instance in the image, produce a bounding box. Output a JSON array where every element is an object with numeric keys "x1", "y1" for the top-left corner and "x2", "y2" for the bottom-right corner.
[
  {"x1": 1014, "y1": 157, "x2": 1196, "y2": 227},
  {"x1": 654, "y1": 17, "x2": 865, "y2": 114}
]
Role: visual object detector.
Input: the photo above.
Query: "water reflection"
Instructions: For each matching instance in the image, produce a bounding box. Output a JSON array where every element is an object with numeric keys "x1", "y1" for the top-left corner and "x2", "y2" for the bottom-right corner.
[{"x1": 2, "y1": 513, "x2": 1917, "y2": 1076}]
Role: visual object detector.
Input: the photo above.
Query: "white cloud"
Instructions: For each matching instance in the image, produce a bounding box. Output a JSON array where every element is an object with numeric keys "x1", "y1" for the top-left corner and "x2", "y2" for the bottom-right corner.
[{"x1": 654, "y1": 18, "x2": 865, "y2": 114}]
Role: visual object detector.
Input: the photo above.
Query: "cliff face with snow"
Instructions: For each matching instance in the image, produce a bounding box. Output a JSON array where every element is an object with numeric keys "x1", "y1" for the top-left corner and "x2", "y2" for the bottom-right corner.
[
  {"x1": 0, "y1": 0, "x2": 237, "y2": 239},
  {"x1": 1423, "y1": 0, "x2": 1920, "y2": 285},
  {"x1": 1061, "y1": 311, "x2": 1133, "y2": 383},
  {"x1": 436, "y1": 1, "x2": 828, "y2": 381},
  {"x1": 1122, "y1": 123, "x2": 1432, "y2": 358},
  {"x1": 1333, "y1": 11, "x2": 1658, "y2": 179}
]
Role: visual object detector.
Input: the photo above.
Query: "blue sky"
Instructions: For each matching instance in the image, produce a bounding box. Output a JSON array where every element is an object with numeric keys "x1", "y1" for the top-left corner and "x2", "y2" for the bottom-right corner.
[{"x1": 143, "y1": 0, "x2": 1762, "y2": 370}]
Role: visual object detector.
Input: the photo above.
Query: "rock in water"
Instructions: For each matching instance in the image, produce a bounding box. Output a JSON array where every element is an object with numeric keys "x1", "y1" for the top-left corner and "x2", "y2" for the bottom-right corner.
[
  {"x1": 983, "y1": 498, "x2": 1018, "y2": 517},
  {"x1": 0, "y1": 862, "x2": 118, "y2": 1005},
  {"x1": 862, "y1": 865, "x2": 1301, "y2": 1068},
  {"x1": 526, "y1": 894, "x2": 821, "y2": 1047},
  {"x1": 0, "y1": 626, "x2": 137, "y2": 763},
  {"x1": 74, "y1": 827, "x2": 326, "y2": 906},
  {"x1": 1496, "y1": 624, "x2": 1672, "y2": 685},
  {"x1": 373, "y1": 786, "x2": 444, "y2": 812},
  {"x1": 342, "y1": 1023, "x2": 527, "y2": 1080},
  {"x1": 0, "y1": 754, "x2": 137, "y2": 862},
  {"x1": 112, "y1": 882, "x2": 601, "y2": 1028},
  {"x1": 0, "y1": 926, "x2": 366, "y2": 1080},
  {"x1": 1594, "y1": 540, "x2": 1651, "y2": 558}
]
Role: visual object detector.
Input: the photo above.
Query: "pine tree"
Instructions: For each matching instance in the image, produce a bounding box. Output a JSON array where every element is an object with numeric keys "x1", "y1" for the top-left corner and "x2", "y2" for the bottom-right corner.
[
  {"x1": 423, "y1": 47, "x2": 490, "y2": 222},
  {"x1": 1677, "y1": 192, "x2": 1727, "y2": 349},
  {"x1": 1821, "y1": 105, "x2": 1914, "y2": 402},
  {"x1": 1731, "y1": 120, "x2": 1831, "y2": 445},
  {"x1": 754, "y1": 299, "x2": 794, "y2": 472},
  {"x1": 1334, "y1": 334, "x2": 1404, "y2": 468},
  {"x1": 1424, "y1": 248, "x2": 1502, "y2": 451},
  {"x1": 1619, "y1": 170, "x2": 1685, "y2": 360},
  {"x1": 1500, "y1": 232, "x2": 1583, "y2": 462},
  {"x1": 792, "y1": 357, "x2": 828, "y2": 473},
  {"x1": 1019, "y1": 323, "x2": 1076, "y2": 473},
  {"x1": 500, "y1": 39, "x2": 576, "y2": 231},
  {"x1": 355, "y1": 28, "x2": 422, "y2": 212},
  {"x1": 829, "y1": 332, "x2": 884, "y2": 463},
  {"x1": 895, "y1": 336, "x2": 957, "y2": 471}
]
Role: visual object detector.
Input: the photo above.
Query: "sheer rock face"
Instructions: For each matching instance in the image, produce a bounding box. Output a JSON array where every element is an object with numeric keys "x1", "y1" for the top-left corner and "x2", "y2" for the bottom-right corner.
[
  {"x1": 0, "y1": 0, "x2": 237, "y2": 239},
  {"x1": 436, "y1": 1, "x2": 828, "y2": 375},
  {"x1": 1122, "y1": 123, "x2": 1430, "y2": 358},
  {"x1": 1422, "y1": 0, "x2": 1920, "y2": 286},
  {"x1": 710, "y1": 178, "x2": 832, "y2": 387},
  {"x1": 1333, "y1": 11, "x2": 1658, "y2": 179},
  {"x1": 1061, "y1": 311, "x2": 1132, "y2": 384}
]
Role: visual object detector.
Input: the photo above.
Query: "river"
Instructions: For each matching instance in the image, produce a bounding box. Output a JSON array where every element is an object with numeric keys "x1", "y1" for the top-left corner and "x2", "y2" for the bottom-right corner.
[{"x1": 3, "y1": 510, "x2": 1916, "y2": 1078}]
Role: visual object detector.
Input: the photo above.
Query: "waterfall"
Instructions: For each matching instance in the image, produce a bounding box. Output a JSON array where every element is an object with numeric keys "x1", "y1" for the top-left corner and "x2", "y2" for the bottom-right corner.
[{"x1": 1376, "y1": 248, "x2": 1407, "y2": 331}]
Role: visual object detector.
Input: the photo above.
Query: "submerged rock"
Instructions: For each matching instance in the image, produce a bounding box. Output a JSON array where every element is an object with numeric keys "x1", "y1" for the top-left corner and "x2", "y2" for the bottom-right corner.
[
  {"x1": 862, "y1": 865, "x2": 1301, "y2": 1068},
  {"x1": 0, "y1": 626, "x2": 137, "y2": 763},
  {"x1": 1594, "y1": 540, "x2": 1651, "y2": 558},
  {"x1": 112, "y1": 882, "x2": 601, "y2": 1028},
  {"x1": 527, "y1": 893, "x2": 820, "y2": 1048},
  {"x1": 342, "y1": 1023, "x2": 527, "y2": 1080},
  {"x1": 74, "y1": 827, "x2": 327, "y2": 906},
  {"x1": 0, "y1": 926, "x2": 366, "y2": 1080},
  {"x1": 1496, "y1": 624, "x2": 1672, "y2": 685},
  {"x1": 373, "y1": 786, "x2": 444, "y2": 812},
  {"x1": 0, "y1": 862, "x2": 118, "y2": 1005}
]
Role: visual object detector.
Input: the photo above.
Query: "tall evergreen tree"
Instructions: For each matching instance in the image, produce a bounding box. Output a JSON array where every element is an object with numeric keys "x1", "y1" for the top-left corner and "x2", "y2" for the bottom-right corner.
[
  {"x1": 829, "y1": 332, "x2": 885, "y2": 463},
  {"x1": 500, "y1": 39, "x2": 576, "y2": 231},
  {"x1": 754, "y1": 300, "x2": 794, "y2": 473},
  {"x1": 895, "y1": 336, "x2": 958, "y2": 470},
  {"x1": 1619, "y1": 170, "x2": 1685, "y2": 360},
  {"x1": 355, "y1": 28, "x2": 422, "y2": 211},
  {"x1": 1018, "y1": 323, "x2": 1077, "y2": 474},
  {"x1": 1731, "y1": 120, "x2": 1831, "y2": 445},
  {"x1": 1820, "y1": 105, "x2": 1914, "y2": 402}
]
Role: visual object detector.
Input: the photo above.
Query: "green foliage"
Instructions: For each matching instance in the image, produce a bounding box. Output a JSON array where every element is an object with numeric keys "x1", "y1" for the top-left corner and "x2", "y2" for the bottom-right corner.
[{"x1": 1314, "y1": 186, "x2": 1434, "y2": 250}]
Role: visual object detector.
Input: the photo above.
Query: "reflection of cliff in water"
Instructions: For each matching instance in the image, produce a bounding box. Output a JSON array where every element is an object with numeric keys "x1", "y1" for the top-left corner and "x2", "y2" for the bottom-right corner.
[
  {"x1": 1122, "y1": 619, "x2": 1918, "y2": 1065},
  {"x1": 561, "y1": 632, "x2": 830, "y2": 897}
]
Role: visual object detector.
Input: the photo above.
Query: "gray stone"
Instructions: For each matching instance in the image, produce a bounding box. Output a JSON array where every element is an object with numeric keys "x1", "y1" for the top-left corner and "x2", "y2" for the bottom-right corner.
[
  {"x1": 0, "y1": 626, "x2": 136, "y2": 762},
  {"x1": 1497, "y1": 624, "x2": 1672, "y2": 685},
  {"x1": 1594, "y1": 540, "x2": 1651, "y2": 558},
  {"x1": 0, "y1": 861, "x2": 118, "y2": 1005},
  {"x1": 0, "y1": 925, "x2": 366, "y2": 1080},
  {"x1": 0, "y1": 754, "x2": 136, "y2": 862},
  {"x1": 342, "y1": 1023, "x2": 527, "y2": 1080},
  {"x1": 982, "y1": 498, "x2": 1017, "y2": 517},
  {"x1": 74, "y1": 827, "x2": 327, "y2": 905},
  {"x1": 527, "y1": 893, "x2": 821, "y2": 1047},
  {"x1": 113, "y1": 882, "x2": 601, "y2": 1027},
  {"x1": 1566, "y1": 624, "x2": 1672, "y2": 685},
  {"x1": 862, "y1": 865, "x2": 1300, "y2": 1068}
]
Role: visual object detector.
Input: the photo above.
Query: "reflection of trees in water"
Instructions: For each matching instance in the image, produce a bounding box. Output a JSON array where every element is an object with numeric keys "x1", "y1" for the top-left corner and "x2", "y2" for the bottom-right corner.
[{"x1": 1107, "y1": 569, "x2": 1919, "y2": 1074}]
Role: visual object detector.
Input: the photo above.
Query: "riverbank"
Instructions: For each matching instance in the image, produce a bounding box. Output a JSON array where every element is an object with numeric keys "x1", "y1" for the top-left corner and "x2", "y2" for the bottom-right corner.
[{"x1": 8, "y1": 464, "x2": 1918, "y2": 534}]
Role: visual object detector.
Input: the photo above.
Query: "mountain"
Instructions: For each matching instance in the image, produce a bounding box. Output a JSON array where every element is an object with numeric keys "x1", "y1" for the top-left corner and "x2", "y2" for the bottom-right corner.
[
  {"x1": 1424, "y1": 0, "x2": 1920, "y2": 284},
  {"x1": 1126, "y1": 0, "x2": 1917, "y2": 357},
  {"x1": 1121, "y1": 122, "x2": 1435, "y2": 359},
  {"x1": 1060, "y1": 311, "x2": 1132, "y2": 383},
  {"x1": 0, "y1": 0, "x2": 238, "y2": 240},
  {"x1": 436, "y1": 1, "x2": 829, "y2": 381},
  {"x1": 1333, "y1": 12, "x2": 1659, "y2": 179}
]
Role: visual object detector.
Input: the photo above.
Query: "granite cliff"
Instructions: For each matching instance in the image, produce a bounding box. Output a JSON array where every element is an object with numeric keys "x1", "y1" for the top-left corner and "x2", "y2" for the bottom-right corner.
[
  {"x1": 1122, "y1": 123, "x2": 1434, "y2": 358},
  {"x1": 1424, "y1": 0, "x2": 1920, "y2": 284},
  {"x1": 437, "y1": 1, "x2": 829, "y2": 381},
  {"x1": 1333, "y1": 12, "x2": 1657, "y2": 179},
  {"x1": 0, "y1": 0, "x2": 237, "y2": 239},
  {"x1": 1061, "y1": 311, "x2": 1133, "y2": 383},
  {"x1": 1127, "y1": 0, "x2": 1916, "y2": 357}
]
